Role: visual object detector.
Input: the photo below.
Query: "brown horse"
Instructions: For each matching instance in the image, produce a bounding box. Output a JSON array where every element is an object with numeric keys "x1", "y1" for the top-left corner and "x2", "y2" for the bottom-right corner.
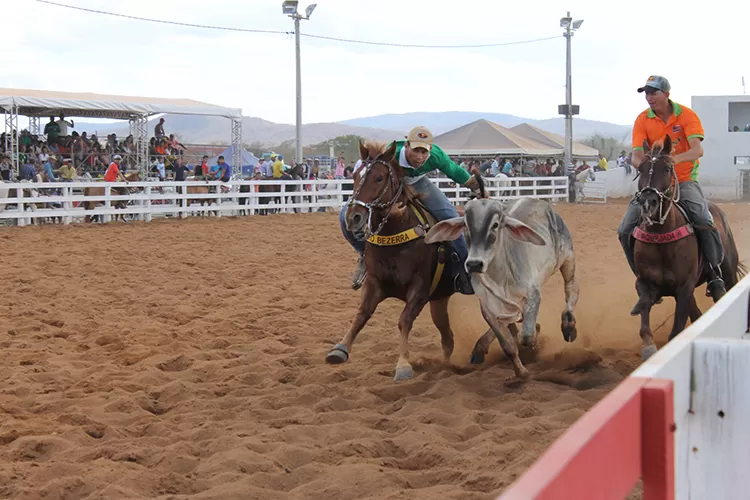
[
  {"x1": 325, "y1": 140, "x2": 457, "y2": 382},
  {"x1": 83, "y1": 171, "x2": 140, "y2": 223},
  {"x1": 632, "y1": 135, "x2": 746, "y2": 359}
]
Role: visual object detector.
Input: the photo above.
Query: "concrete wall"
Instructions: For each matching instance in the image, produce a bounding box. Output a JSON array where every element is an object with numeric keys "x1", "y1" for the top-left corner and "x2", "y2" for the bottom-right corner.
[{"x1": 691, "y1": 95, "x2": 750, "y2": 199}]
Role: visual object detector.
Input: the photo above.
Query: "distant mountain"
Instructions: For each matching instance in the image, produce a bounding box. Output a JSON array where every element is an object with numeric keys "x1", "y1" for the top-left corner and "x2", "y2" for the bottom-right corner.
[
  {"x1": 338, "y1": 111, "x2": 632, "y2": 141},
  {"x1": 76, "y1": 110, "x2": 631, "y2": 146},
  {"x1": 76, "y1": 115, "x2": 403, "y2": 146}
]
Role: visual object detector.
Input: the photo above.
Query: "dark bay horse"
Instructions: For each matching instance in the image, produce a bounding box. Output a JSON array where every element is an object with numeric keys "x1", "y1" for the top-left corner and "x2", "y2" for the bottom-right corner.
[
  {"x1": 325, "y1": 140, "x2": 457, "y2": 382},
  {"x1": 632, "y1": 135, "x2": 746, "y2": 359}
]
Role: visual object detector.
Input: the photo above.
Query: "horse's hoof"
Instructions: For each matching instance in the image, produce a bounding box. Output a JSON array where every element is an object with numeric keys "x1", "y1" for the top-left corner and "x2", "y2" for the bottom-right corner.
[
  {"x1": 325, "y1": 344, "x2": 349, "y2": 364},
  {"x1": 641, "y1": 344, "x2": 658, "y2": 361},
  {"x1": 393, "y1": 366, "x2": 414, "y2": 382},
  {"x1": 469, "y1": 350, "x2": 485, "y2": 365}
]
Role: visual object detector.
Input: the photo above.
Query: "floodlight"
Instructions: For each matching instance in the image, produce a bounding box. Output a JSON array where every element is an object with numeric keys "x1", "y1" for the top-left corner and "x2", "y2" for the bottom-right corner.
[
  {"x1": 305, "y1": 3, "x2": 317, "y2": 18},
  {"x1": 572, "y1": 19, "x2": 584, "y2": 29},
  {"x1": 559, "y1": 17, "x2": 571, "y2": 28},
  {"x1": 282, "y1": 0, "x2": 298, "y2": 15}
]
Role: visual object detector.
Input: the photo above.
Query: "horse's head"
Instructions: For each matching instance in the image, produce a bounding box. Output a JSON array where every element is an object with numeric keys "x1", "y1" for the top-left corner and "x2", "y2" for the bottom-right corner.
[
  {"x1": 345, "y1": 139, "x2": 402, "y2": 239},
  {"x1": 125, "y1": 171, "x2": 141, "y2": 182},
  {"x1": 636, "y1": 135, "x2": 676, "y2": 224}
]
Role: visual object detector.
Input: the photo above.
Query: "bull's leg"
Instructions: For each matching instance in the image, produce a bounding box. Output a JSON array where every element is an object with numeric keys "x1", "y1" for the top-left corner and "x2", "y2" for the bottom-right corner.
[
  {"x1": 394, "y1": 287, "x2": 430, "y2": 382},
  {"x1": 470, "y1": 323, "x2": 521, "y2": 365},
  {"x1": 480, "y1": 304, "x2": 529, "y2": 382},
  {"x1": 429, "y1": 298, "x2": 455, "y2": 362},
  {"x1": 668, "y1": 283, "x2": 696, "y2": 342},
  {"x1": 469, "y1": 328, "x2": 495, "y2": 365},
  {"x1": 520, "y1": 287, "x2": 542, "y2": 347},
  {"x1": 560, "y1": 255, "x2": 580, "y2": 342},
  {"x1": 325, "y1": 280, "x2": 383, "y2": 365}
]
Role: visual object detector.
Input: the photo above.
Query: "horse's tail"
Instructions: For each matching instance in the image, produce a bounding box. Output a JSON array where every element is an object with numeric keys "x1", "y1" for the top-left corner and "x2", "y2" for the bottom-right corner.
[{"x1": 737, "y1": 261, "x2": 749, "y2": 280}]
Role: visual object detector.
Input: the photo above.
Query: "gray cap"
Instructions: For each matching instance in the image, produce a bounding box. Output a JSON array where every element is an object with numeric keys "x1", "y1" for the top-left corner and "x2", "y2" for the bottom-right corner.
[{"x1": 637, "y1": 75, "x2": 670, "y2": 93}]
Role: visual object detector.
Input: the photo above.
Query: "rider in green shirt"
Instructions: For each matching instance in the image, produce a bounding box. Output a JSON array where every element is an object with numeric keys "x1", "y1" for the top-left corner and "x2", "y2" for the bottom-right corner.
[{"x1": 339, "y1": 125, "x2": 483, "y2": 294}]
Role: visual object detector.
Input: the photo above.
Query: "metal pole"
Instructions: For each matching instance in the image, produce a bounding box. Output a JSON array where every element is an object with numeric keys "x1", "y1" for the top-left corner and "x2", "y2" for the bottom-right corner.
[
  {"x1": 294, "y1": 15, "x2": 303, "y2": 165},
  {"x1": 564, "y1": 11, "x2": 573, "y2": 174}
]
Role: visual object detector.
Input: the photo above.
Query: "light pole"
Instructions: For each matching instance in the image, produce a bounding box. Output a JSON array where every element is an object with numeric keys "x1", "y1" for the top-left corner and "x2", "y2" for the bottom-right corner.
[
  {"x1": 558, "y1": 12, "x2": 583, "y2": 181},
  {"x1": 282, "y1": 0, "x2": 316, "y2": 165}
]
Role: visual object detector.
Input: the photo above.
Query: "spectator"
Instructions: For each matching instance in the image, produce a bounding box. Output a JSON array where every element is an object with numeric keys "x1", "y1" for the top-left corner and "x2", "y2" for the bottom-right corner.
[
  {"x1": 155, "y1": 118, "x2": 166, "y2": 139},
  {"x1": 56, "y1": 114, "x2": 74, "y2": 136},
  {"x1": 597, "y1": 153, "x2": 608, "y2": 171},
  {"x1": 44, "y1": 116, "x2": 60, "y2": 145},
  {"x1": 58, "y1": 159, "x2": 76, "y2": 181}
]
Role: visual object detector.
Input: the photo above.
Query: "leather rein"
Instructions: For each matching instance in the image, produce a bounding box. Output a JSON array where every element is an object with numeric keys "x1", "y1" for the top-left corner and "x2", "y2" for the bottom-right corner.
[
  {"x1": 346, "y1": 158, "x2": 407, "y2": 239},
  {"x1": 634, "y1": 153, "x2": 681, "y2": 226}
]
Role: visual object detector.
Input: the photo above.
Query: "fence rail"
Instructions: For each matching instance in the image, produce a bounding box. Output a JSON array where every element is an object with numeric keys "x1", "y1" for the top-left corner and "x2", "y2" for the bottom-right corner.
[
  {"x1": 499, "y1": 273, "x2": 750, "y2": 499},
  {"x1": 0, "y1": 176, "x2": 569, "y2": 226}
]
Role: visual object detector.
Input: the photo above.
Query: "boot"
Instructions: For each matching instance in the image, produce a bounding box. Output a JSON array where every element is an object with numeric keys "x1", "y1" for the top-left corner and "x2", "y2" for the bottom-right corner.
[
  {"x1": 351, "y1": 254, "x2": 366, "y2": 290},
  {"x1": 454, "y1": 271, "x2": 475, "y2": 295},
  {"x1": 705, "y1": 264, "x2": 726, "y2": 302},
  {"x1": 450, "y1": 251, "x2": 474, "y2": 295}
]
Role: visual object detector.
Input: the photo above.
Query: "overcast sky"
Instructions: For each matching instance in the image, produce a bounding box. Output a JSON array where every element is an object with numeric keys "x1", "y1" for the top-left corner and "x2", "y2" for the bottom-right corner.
[{"x1": 5, "y1": 0, "x2": 749, "y2": 127}]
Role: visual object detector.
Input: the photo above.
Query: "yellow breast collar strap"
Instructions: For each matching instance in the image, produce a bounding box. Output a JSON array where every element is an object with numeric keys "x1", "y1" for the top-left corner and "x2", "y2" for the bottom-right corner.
[{"x1": 366, "y1": 205, "x2": 429, "y2": 247}]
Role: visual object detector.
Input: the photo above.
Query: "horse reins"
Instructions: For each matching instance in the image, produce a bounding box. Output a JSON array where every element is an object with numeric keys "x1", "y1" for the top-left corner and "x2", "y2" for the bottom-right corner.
[
  {"x1": 635, "y1": 153, "x2": 680, "y2": 226},
  {"x1": 347, "y1": 158, "x2": 405, "y2": 238}
]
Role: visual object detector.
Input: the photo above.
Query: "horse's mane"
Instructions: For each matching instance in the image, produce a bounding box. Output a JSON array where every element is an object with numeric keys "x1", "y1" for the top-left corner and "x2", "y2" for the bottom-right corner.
[
  {"x1": 361, "y1": 139, "x2": 391, "y2": 160},
  {"x1": 359, "y1": 139, "x2": 422, "y2": 206}
]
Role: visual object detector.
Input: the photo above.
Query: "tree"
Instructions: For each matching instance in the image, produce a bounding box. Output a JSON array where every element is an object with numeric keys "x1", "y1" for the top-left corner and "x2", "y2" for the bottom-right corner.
[{"x1": 581, "y1": 133, "x2": 630, "y2": 160}]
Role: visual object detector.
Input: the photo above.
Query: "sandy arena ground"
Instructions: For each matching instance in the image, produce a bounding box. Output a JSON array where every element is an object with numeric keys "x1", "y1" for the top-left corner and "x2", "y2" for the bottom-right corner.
[{"x1": 1, "y1": 201, "x2": 749, "y2": 500}]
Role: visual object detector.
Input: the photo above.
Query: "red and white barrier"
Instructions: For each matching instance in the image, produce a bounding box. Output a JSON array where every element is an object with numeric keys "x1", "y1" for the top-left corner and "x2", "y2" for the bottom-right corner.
[{"x1": 499, "y1": 272, "x2": 750, "y2": 500}]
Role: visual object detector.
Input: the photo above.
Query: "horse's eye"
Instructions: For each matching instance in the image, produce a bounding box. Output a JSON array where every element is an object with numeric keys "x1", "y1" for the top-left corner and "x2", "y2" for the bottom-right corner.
[
  {"x1": 491, "y1": 222, "x2": 499, "y2": 231},
  {"x1": 376, "y1": 176, "x2": 384, "y2": 182}
]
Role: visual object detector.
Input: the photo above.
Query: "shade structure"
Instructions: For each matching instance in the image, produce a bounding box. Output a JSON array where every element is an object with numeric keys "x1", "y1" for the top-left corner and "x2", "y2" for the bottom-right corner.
[{"x1": 510, "y1": 123, "x2": 599, "y2": 158}]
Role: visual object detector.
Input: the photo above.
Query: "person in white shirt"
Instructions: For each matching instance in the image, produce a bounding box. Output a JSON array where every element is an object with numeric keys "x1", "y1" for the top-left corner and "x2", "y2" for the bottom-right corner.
[{"x1": 56, "y1": 114, "x2": 74, "y2": 136}]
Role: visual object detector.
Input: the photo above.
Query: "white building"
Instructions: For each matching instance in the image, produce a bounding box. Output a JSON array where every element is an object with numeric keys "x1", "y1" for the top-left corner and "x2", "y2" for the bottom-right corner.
[{"x1": 691, "y1": 95, "x2": 750, "y2": 199}]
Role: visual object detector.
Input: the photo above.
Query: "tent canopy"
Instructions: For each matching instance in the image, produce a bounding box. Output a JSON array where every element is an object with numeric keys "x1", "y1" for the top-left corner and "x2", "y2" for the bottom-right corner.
[
  {"x1": 208, "y1": 145, "x2": 258, "y2": 176},
  {"x1": 434, "y1": 119, "x2": 601, "y2": 158},
  {"x1": 434, "y1": 119, "x2": 561, "y2": 156},
  {"x1": 0, "y1": 87, "x2": 242, "y2": 120},
  {"x1": 510, "y1": 123, "x2": 599, "y2": 158}
]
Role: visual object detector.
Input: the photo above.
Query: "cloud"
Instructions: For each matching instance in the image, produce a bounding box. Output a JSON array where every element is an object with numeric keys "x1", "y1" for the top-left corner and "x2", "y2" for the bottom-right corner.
[{"x1": 2, "y1": 0, "x2": 749, "y2": 130}]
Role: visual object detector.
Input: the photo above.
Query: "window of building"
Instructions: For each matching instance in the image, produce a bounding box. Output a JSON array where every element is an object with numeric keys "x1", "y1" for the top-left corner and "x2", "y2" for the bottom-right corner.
[
  {"x1": 735, "y1": 156, "x2": 750, "y2": 165},
  {"x1": 728, "y1": 102, "x2": 750, "y2": 132}
]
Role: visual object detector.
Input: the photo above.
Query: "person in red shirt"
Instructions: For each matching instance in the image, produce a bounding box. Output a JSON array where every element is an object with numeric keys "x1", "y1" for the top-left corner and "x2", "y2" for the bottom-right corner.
[{"x1": 104, "y1": 155, "x2": 128, "y2": 195}]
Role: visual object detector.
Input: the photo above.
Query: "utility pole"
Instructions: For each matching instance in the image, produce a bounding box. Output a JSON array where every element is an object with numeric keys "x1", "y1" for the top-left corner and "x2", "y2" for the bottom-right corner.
[
  {"x1": 282, "y1": 1, "x2": 317, "y2": 165},
  {"x1": 558, "y1": 12, "x2": 583, "y2": 201}
]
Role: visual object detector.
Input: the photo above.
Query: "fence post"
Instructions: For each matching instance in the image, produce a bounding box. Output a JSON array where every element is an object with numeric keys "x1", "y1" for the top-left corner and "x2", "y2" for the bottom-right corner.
[
  {"x1": 144, "y1": 185, "x2": 152, "y2": 223},
  {"x1": 641, "y1": 378, "x2": 675, "y2": 500}
]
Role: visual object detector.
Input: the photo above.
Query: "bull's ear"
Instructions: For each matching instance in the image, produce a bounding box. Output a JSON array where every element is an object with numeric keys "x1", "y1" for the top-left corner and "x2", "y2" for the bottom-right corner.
[
  {"x1": 425, "y1": 217, "x2": 465, "y2": 243},
  {"x1": 503, "y1": 216, "x2": 546, "y2": 246}
]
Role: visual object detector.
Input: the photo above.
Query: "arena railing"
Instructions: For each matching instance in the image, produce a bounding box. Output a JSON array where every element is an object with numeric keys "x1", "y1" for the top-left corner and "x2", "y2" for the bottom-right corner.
[
  {"x1": 0, "y1": 176, "x2": 569, "y2": 225},
  {"x1": 498, "y1": 272, "x2": 750, "y2": 500}
]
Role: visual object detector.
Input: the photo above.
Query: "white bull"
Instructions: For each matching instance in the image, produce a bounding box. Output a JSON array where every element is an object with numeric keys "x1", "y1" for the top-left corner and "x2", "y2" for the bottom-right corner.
[{"x1": 425, "y1": 197, "x2": 580, "y2": 383}]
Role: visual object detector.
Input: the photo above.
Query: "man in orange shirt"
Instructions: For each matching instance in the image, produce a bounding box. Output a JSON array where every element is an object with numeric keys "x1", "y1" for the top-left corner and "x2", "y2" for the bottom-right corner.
[{"x1": 617, "y1": 75, "x2": 726, "y2": 304}]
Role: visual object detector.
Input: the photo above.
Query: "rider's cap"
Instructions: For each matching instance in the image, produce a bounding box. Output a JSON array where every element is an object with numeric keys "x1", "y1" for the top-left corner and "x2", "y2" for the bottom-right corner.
[
  {"x1": 406, "y1": 126, "x2": 433, "y2": 151},
  {"x1": 637, "y1": 75, "x2": 670, "y2": 93},
  {"x1": 112, "y1": 154, "x2": 122, "y2": 160}
]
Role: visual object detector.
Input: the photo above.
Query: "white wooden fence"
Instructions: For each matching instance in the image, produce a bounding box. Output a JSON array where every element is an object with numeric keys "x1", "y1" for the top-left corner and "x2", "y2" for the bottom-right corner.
[{"x1": 0, "y1": 177, "x2": 569, "y2": 225}]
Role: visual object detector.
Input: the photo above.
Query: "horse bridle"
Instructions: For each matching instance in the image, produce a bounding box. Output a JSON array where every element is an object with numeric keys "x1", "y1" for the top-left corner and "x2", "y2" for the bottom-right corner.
[
  {"x1": 346, "y1": 157, "x2": 404, "y2": 238},
  {"x1": 634, "y1": 153, "x2": 680, "y2": 226}
]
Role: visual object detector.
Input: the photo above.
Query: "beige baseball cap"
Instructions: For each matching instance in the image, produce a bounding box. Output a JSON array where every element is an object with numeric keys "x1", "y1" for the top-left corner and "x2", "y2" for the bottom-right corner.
[{"x1": 406, "y1": 126, "x2": 433, "y2": 151}]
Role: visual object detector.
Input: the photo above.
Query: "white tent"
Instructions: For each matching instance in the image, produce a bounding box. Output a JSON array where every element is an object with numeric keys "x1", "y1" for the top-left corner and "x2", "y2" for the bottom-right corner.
[{"x1": 0, "y1": 87, "x2": 242, "y2": 176}]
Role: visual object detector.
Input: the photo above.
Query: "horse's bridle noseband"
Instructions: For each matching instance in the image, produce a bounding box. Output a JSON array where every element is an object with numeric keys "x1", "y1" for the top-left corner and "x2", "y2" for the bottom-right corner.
[
  {"x1": 346, "y1": 158, "x2": 404, "y2": 238},
  {"x1": 634, "y1": 153, "x2": 680, "y2": 226}
]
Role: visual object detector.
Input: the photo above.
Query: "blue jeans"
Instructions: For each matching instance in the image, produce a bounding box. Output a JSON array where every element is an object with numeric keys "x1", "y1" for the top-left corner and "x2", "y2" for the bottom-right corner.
[{"x1": 339, "y1": 176, "x2": 468, "y2": 266}]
